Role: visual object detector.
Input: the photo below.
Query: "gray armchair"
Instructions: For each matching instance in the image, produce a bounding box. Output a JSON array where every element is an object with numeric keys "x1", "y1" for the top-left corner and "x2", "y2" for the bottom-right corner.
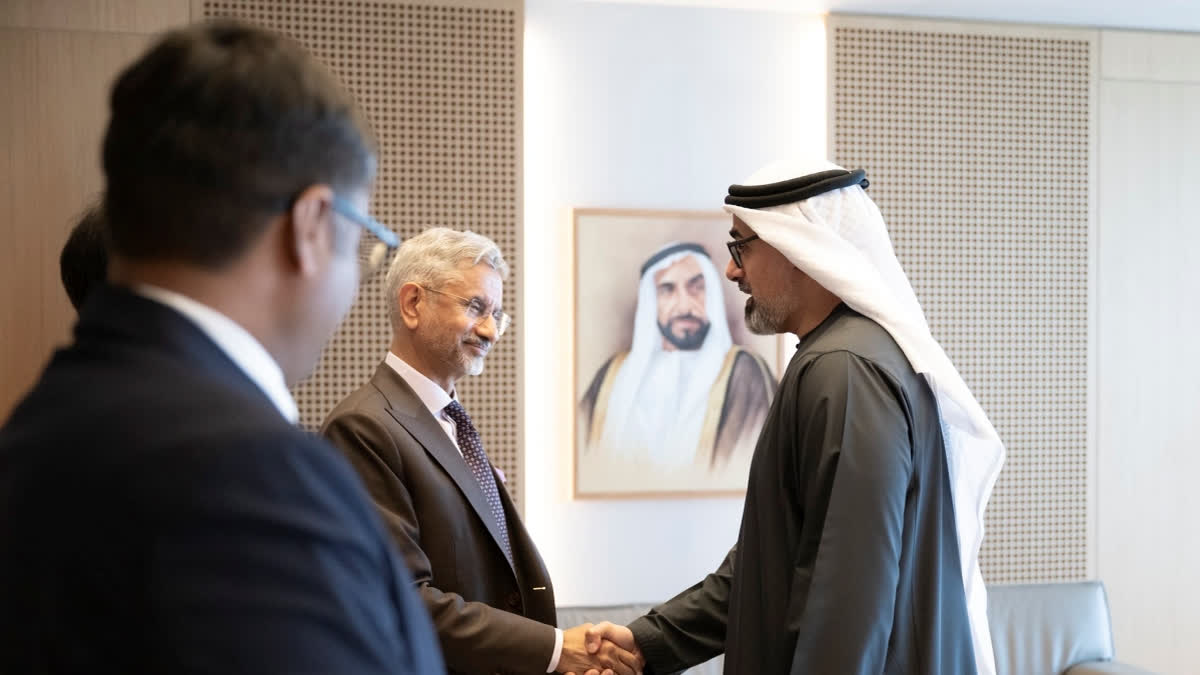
[
  {"x1": 988, "y1": 581, "x2": 1154, "y2": 675},
  {"x1": 558, "y1": 581, "x2": 1156, "y2": 675}
]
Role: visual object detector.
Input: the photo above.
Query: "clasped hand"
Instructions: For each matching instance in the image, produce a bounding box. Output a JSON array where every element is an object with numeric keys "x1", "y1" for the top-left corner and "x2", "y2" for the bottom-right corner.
[{"x1": 557, "y1": 621, "x2": 643, "y2": 675}]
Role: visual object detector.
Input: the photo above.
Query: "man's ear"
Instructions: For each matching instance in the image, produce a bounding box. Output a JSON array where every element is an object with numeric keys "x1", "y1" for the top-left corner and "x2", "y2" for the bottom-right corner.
[
  {"x1": 397, "y1": 282, "x2": 423, "y2": 330},
  {"x1": 286, "y1": 184, "x2": 335, "y2": 277}
]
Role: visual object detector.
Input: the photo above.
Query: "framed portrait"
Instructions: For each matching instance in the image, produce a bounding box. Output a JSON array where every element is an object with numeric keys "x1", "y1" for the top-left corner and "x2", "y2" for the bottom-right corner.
[{"x1": 573, "y1": 208, "x2": 785, "y2": 499}]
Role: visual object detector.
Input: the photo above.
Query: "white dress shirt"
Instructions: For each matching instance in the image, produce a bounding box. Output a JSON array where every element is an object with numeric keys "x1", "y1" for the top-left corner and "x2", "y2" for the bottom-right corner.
[
  {"x1": 384, "y1": 351, "x2": 461, "y2": 454},
  {"x1": 383, "y1": 351, "x2": 563, "y2": 672},
  {"x1": 134, "y1": 284, "x2": 299, "y2": 424}
]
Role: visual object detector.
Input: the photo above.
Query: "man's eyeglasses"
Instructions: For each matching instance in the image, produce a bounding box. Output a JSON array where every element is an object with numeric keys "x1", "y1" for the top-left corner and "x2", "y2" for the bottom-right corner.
[
  {"x1": 330, "y1": 196, "x2": 399, "y2": 279},
  {"x1": 418, "y1": 285, "x2": 511, "y2": 337},
  {"x1": 726, "y1": 233, "x2": 760, "y2": 269}
]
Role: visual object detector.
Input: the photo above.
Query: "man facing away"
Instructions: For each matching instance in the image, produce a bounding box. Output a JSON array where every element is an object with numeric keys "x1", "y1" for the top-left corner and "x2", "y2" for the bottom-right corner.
[
  {"x1": 0, "y1": 21, "x2": 443, "y2": 674},
  {"x1": 578, "y1": 242, "x2": 775, "y2": 477},
  {"x1": 576, "y1": 160, "x2": 1006, "y2": 675},
  {"x1": 322, "y1": 227, "x2": 641, "y2": 675},
  {"x1": 59, "y1": 201, "x2": 108, "y2": 312}
]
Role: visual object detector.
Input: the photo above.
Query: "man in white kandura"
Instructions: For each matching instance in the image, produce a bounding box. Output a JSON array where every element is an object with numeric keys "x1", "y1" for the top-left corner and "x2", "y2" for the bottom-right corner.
[{"x1": 579, "y1": 242, "x2": 775, "y2": 477}]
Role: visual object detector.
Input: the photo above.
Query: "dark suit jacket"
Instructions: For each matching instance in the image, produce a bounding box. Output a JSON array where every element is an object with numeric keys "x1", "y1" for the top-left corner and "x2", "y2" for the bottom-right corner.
[
  {"x1": 322, "y1": 363, "x2": 557, "y2": 675},
  {"x1": 0, "y1": 286, "x2": 444, "y2": 675}
]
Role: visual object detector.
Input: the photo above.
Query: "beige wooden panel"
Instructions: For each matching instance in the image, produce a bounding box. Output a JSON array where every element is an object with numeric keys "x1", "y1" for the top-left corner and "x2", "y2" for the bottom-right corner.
[
  {"x1": 0, "y1": 0, "x2": 188, "y2": 33},
  {"x1": 198, "y1": 0, "x2": 526, "y2": 509},
  {"x1": 1097, "y1": 76, "x2": 1200, "y2": 675},
  {"x1": 0, "y1": 28, "x2": 148, "y2": 420},
  {"x1": 829, "y1": 15, "x2": 1096, "y2": 584}
]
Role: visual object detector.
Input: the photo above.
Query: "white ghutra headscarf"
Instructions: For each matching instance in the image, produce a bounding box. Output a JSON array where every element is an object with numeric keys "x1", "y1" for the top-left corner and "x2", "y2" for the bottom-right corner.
[{"x1": 724, "y1": 159, "x2": 1005, "y2": 675}]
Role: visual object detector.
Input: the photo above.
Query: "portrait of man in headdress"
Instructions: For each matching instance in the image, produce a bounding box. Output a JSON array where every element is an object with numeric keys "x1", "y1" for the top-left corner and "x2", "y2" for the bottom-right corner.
[{"x1": 574, "y1": 210, "x2": 779, "y2": 497}]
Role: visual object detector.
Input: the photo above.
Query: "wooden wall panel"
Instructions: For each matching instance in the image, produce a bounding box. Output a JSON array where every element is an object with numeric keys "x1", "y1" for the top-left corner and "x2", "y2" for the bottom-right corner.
[
  {"x1": 829, "y1": 15, "x2": 1097, "y2": 585},
  {"x1": 0, "y1": 0, "x2": 188, "y2": 33},
  {"x1": 0, "y1": 27, "x2": 153, "y2": 420}
]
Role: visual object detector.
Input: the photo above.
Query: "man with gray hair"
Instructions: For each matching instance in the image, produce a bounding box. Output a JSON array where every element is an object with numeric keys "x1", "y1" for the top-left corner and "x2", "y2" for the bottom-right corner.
[{"x1": 323, "y1": 227, "x2": 641, "y2": 675}]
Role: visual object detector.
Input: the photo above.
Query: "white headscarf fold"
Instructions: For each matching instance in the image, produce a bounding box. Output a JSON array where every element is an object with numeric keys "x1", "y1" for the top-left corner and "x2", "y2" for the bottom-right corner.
[
  {"x1": 599, "y1": 245, "x2": 732, "y2": 465},
  {"x1": 725, "y1": 159, "x2": 1004, "y2": 675}
]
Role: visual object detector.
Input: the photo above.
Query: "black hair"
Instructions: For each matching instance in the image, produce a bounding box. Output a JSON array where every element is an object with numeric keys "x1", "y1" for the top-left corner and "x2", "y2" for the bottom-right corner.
[
  {"x1": 59, "y1": 203, "x2": 109, "y2": 311},
  {"x1": 102, "y1": 20, "x2": 376, "y2": 268}
]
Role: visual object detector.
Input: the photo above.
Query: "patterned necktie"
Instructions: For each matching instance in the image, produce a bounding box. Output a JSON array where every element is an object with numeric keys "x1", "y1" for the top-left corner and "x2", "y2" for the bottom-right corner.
[{"x1": 443, "y1": 400, "x2": 513, "y2": 565}]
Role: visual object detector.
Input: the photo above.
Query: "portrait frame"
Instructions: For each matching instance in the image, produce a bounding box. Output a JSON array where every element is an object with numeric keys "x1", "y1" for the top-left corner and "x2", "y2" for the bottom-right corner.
[{"x1": 571, "y1": 208, "x2": 787, "y2": 500}]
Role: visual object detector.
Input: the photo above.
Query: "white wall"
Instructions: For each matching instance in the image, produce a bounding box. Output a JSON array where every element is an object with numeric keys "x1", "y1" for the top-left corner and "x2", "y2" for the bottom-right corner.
[
  {"x1": 523, "y1": 0, "x2": 826, "y2": 605},
  {"x1": 1096, "y1": 29, "x2": 1200, "y2": 675}
]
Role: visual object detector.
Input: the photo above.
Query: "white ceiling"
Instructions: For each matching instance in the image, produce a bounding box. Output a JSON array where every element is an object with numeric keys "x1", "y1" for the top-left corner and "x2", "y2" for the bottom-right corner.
[{"x1": 581, "y1": 0, "x2": 1200, "y2": 34}]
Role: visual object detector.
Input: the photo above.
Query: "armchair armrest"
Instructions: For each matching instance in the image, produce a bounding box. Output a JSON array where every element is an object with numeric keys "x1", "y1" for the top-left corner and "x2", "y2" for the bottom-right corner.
[{"x1": 1066, "y1": 660, "x2": 1159, "y2": 675}]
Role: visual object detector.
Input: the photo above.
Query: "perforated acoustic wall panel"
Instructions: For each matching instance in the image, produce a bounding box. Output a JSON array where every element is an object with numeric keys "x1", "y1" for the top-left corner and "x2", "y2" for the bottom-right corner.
[
  {"x1": 830, "y1": 17, "x2": 1094, "y2": 583},
  {"x1": 199, "y1": 0, "x2": 524, "y2": 508}
]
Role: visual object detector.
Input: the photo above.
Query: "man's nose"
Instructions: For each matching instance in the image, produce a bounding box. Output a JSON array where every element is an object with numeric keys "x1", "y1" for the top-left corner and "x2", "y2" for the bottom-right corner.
[
  {"x1": 662, "y1": 292, "x2": 684, "y2": 316},
  {"x1": 726, "y1": 258, "x2": 742, "y2": 282},
  {"x1": 475, "y1": 314, "x2": 498, "y2": 342}
]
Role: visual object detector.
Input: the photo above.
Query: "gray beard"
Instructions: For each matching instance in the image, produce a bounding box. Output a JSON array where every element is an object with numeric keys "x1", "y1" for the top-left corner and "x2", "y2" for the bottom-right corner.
[{"x1": 745, "y1": 296, "x2": 789, "y2": 335}]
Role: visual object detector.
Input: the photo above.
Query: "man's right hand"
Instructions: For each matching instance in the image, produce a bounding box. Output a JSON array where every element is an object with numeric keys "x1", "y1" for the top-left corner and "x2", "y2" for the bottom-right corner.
[
  {"x1": 562, "y1": 621, "x2": 644, "y2": 675},
  {"x1": 558, "y1": 622, "x2": 643, "y2": 675}
]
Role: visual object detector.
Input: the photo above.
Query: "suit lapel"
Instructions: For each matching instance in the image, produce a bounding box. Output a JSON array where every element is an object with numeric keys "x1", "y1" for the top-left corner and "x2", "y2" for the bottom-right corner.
[
  {"x1": 78, "y1": 286, "x2": 285, "y2": 417},
  {"x1": 370, "y1": 364, "x2": 515, "y2": 574},
  {"x1": 496, "y1": 478, "x2": 558, "y2": 624}
]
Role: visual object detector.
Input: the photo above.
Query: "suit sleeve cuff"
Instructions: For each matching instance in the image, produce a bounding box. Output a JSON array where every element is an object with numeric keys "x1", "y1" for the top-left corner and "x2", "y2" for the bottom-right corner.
[{"x1": 546, "y1": 627, "x2": 564, "y2": 672}]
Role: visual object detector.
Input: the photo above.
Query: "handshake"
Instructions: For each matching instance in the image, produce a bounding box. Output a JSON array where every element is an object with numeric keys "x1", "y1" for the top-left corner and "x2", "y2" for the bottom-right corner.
[{"x1": 557, "y1": 622, "x2": 644, "y2": 675}]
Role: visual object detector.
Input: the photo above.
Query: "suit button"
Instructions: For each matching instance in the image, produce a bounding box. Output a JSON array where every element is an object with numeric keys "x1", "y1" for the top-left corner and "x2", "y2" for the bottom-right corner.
[{"x1": 506, "y1": 592, "x2": 521, "y2": 610}]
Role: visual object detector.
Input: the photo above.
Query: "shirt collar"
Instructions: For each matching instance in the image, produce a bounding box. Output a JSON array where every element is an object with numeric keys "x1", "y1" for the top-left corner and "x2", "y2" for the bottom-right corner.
[
  {"x1": 384, "y1": 351, "x2": 454, "y2": 416},
  {"x1": 133, "y1": 284, "x2": 300, "y2": 424}
]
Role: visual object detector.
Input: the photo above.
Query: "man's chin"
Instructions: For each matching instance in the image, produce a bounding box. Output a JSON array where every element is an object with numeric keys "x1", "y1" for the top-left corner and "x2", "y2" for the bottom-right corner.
[
  {"x1": 464, "y1": 357, "x2": 485, "y2": 377},
  {"x1": 745, "y1": 299, "x2": 782, "y2": 335},
  {"x1": 744, "y1": 297, "x2": 758, "y2": 323}
]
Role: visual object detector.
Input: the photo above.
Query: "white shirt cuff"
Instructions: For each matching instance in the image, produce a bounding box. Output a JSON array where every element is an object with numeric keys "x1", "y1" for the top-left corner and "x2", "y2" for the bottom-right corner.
[{"x1": 546, "y1": 627, "x2": 564, "y2": 672}]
